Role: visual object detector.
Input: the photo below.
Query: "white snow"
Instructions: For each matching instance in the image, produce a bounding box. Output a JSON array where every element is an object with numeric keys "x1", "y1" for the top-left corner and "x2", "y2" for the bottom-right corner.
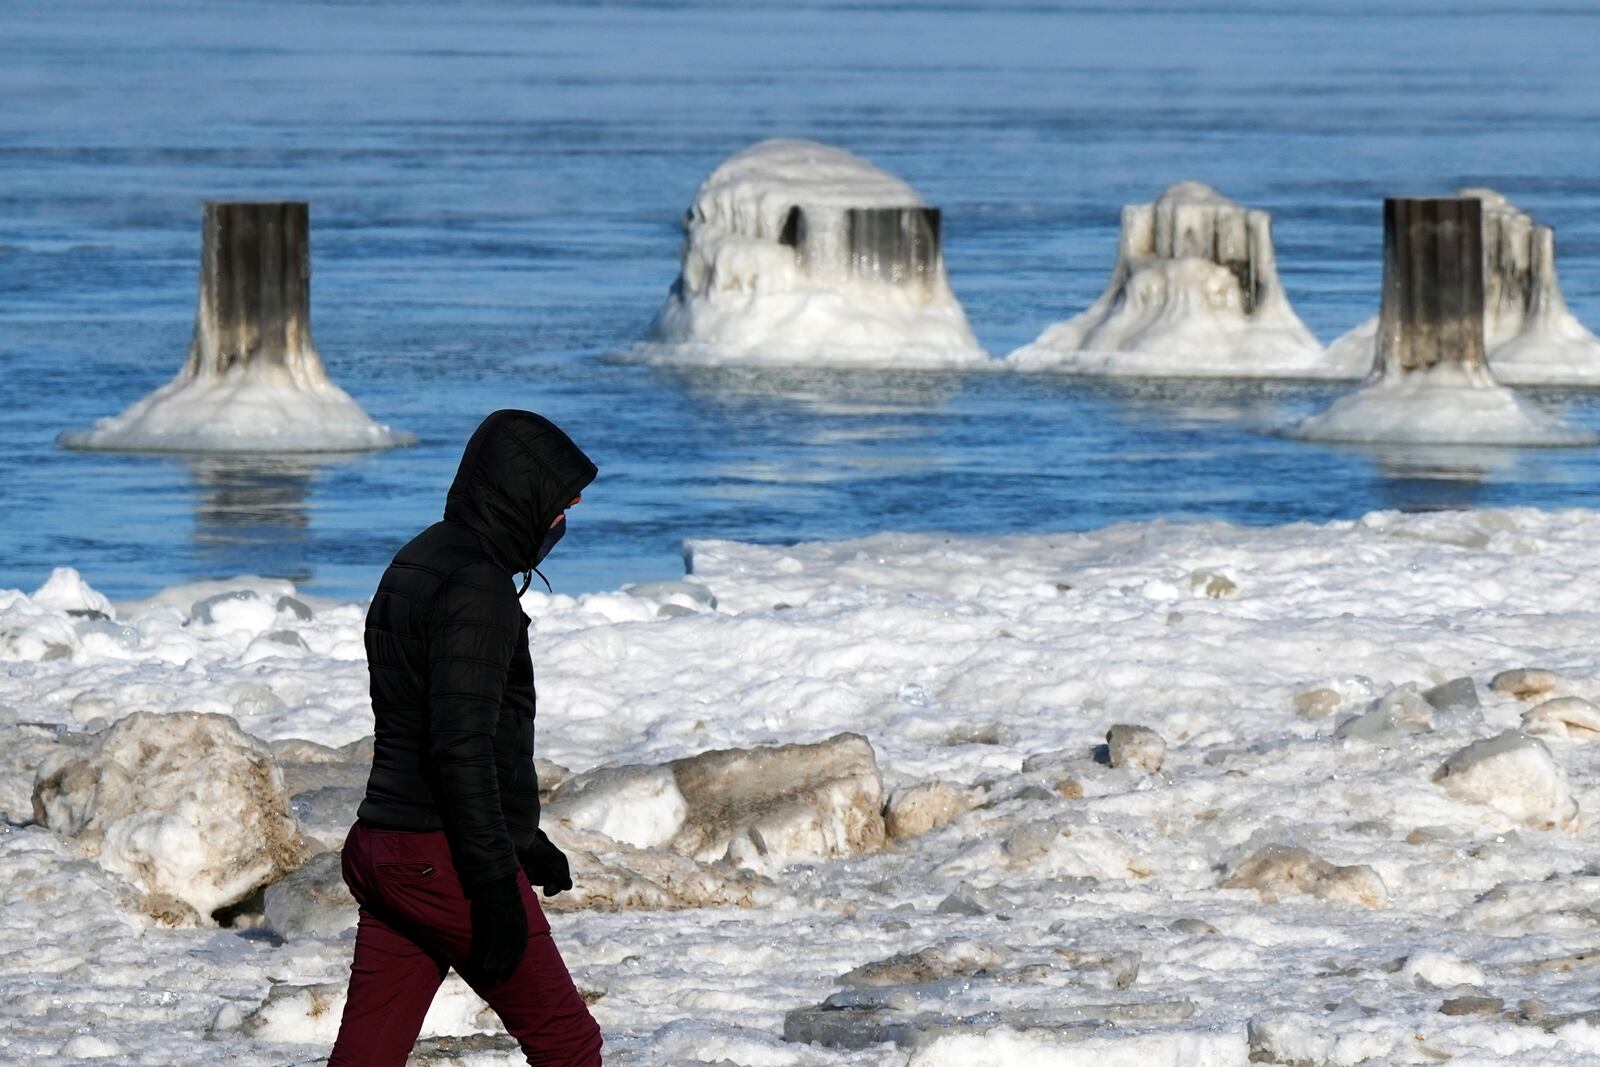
[
  {"x1": 545, "y1": 764, "x2": 689, "y2": 850},
  {"x1": 1009, "y1": 182, "x2": 1358, "y2": 380},
  {"x1": 629, "y1": 139, "x2": 987, "y2": 369},
  {"x1": 1326, "y1": 189, "x2": 1600, "y2": 387},
  {"x1": 9, "y1": 509, "x2": 1600, "y2": 1062},
  {"x1": 1290, "y1": 361, "x2": 1596, "y2": 446},
  {"x1": 60, "y1": 357, "x2": 413, "y2": 453}
]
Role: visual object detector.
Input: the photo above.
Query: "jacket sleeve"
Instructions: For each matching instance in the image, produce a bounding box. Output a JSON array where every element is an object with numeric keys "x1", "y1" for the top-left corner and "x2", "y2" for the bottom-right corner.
[{"x1": 425, "y1": 561, "x2": 521, "y2": 889}]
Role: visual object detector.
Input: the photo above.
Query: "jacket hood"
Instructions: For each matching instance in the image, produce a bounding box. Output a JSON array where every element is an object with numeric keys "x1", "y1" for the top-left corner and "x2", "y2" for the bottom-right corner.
[{"x1": 443, "y1": 410, "x2": 598, "y2": 574}]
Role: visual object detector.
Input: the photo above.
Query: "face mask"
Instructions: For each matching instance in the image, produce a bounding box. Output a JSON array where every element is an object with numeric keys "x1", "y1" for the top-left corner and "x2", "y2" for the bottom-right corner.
[
  {"x1": 535, "y1": 515, "x2": 566, "y2": 566},
  {"x1": 518, "y1": 511, "x2": 573, "y2": 598}
]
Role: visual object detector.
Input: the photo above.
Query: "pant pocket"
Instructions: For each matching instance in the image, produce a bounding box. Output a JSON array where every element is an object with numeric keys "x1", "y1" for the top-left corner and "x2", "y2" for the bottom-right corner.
[{"x1": 376, "y1": 861, "x2": 438, "y2": 885}]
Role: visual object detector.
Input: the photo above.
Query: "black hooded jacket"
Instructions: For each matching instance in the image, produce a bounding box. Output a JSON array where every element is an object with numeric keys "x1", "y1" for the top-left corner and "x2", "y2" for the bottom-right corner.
[{"x1": 356, "y1": 410, "x2": 597, "y2": 889}]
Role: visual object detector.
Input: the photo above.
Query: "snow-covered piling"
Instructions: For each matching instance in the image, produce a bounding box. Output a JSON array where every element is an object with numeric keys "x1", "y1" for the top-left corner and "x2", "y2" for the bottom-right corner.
[
  {"x1": 779, "y1": 203, "x2": 943, "y2": 291},
  {"x1": 191, "y1": 202, "x2": 316, "y2": 379},
  {"x1": 1327, "y1": 189, "x2": 1600, "y2": 384},
  {"x1": 1376, "y1": 198, "x2": 1487, "y2": 377},
  {"x1": 1293, "y1": 198, "x2": 1593, "y2": 447},
  {"x1": 60, "y1": 202, "x2": 410, "y2": 453},
  {"x1": 1008, "y1": 181, "x2": 1348, "y2": 378},
  {"x1": 632, "y1": 139, "x2": 984, "y2": 368}
]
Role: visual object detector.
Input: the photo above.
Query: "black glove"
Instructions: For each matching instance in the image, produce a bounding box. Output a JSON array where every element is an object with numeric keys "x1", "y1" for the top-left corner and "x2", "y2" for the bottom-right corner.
[
  {"x1": 468, "y1": 874, "x2": 527, "y2": 983},
  {"x1": 518, "y1": 829, "x2": 573, "y2": 898}
]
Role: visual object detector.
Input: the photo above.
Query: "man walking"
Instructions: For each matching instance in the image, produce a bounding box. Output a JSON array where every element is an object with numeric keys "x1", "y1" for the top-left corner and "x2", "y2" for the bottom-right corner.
[{"x1": 329, "y1": 409, "x2": 603, "y2": 1066}]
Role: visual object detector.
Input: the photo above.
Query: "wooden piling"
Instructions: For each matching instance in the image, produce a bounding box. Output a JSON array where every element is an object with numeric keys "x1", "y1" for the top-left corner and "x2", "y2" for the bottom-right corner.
[
  {"x1": 844, "y1": 207, "x2": 942, "y2": 290},
  {"x1": 185, "y1": 202, "x2": 314, "y2": 377},
  {"x1": 1377, "y1": 198, "x2": 1486, "y2": 375}
]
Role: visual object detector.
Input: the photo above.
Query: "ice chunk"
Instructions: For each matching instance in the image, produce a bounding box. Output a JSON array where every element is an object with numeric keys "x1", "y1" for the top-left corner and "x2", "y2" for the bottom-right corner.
[
  {"x1": 30, "y1": 567, "x2": 115, "y2": 618},
  {"x1": 787, "y1": 982, "x2": 1205, "y2": 1054},
  {"x1": 1187, "y1": 568, "x2": 1237, "y2": 598},
  {"x1": 290, "y1": 785, "x2": 365, "y2": 854},
  {"x1": 1009, "y1": 182, "x2": 1345, "y2": 380},
  {"x1": 58, "y1": 1035, "x2": 122, "y2": 1059},
  {"x1": 1522, "y1": 696, "x2": 1600, "y2": 741},
  {"x1": 31, "y1": 711, "x2": 307, "y2": 920},
  {"x1": 1421, "y1": 676, "x2": 1480, "y2": 715},
  {"x1": 885, "y1": 781, "x2": 983, "y2": 840},
  {"x1": 667, "y1": 732, "x2": 887, "y2": 871},
  {"x1": 1293, "y1": 688, "x2": 1343, "y2": 719},
  {"x1": 1334, "y1": 683, "x2": 1437, "y2": 744},
  {"x1": 1105, "y1": 724, "x2": 1165, "y2": 772},
  {"x1": 241, "y1": 975, "x2": 495, "y2": 1045},
  {"x1": 274, "y1": 594, "x2": 314, "y2": 621},
  {"x1": 1439, "y1": 995, "x2": 1503, "y2": 1016},
  {"x1": 542, "y1": 825, "x2": 778, "y2": 912},
  {"x1": 1247, "y1": 1013, "x2": 1402, "y2": 1067},
  {"x1": 269, "y1": 737, "x2": 344, "y2": 765},
  {"x1": 838, "y1": 942, "x2": 1005, "y2": 987},
  {"x1": 189, "y1": 589, "x2": 278, "y2": 634},
  {"x1": 634, "y1": 138, "x2": 985, "y2": 368},
  {"x1": 1432, "y1": 730, "x2": 1579, "y2": 830},
  {"x1": 1221, "y1": 844, "x2": 1387, "y2": 909},
  {"x1": 1491, "y1": 668, "x2": 1561, "y2": 701},
  {"x1": 0, "y1": 721, "x2": 88, "y2": 825},
  {"x1": 1401, "y1": 950, "x2": 1486, "y2": 990},
  {"x1": 263, "y1": 850, "x2": 355, "y2": 939}
]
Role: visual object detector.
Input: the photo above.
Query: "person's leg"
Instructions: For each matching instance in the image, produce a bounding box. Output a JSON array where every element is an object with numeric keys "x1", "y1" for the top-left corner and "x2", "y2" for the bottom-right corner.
[
  {"x1": 455, "y1": 883, "x2": 603, "y2": 1067},
  {"x1": 343, "y1": 828, "x2": 603, "y2": 1066},
  {"x1": 328, "y1": 823, "x2": 450, "y2": 1066},
  {"x1": 327, "y1": 907, "x2": 450, "y2": 1066}
]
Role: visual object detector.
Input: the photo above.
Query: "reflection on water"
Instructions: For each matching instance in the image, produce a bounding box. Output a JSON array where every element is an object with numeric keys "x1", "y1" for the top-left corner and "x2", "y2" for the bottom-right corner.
[
  {"x1": 1364, "y1": 447, "x2": 1501, "y2": 512},
  {"x1": 188, "y1": 455, "x2": 333, "y2": 585},
  {"x1": 647, "y1": 364, "x2": 966, "y2": 418},
  {"x1": 1075, "y1": 376, "x2": 1329, "y2": 428}
]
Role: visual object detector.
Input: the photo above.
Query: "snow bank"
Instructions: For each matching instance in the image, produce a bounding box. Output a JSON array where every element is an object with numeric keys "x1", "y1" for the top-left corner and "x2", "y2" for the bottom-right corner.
[
  {"x1": 1326, "y1": 189, "x2": 1600, "y2": 387},
  {"x1": 908, "y1": 1028, "x2": 1249, "y2": 1067},
  {"x1": 1009, "y1": 182, "x2": 1352, "y2": 379},
  {"x1": 630, "y1": 139, "x2": 986, "y2": 369},
  {"x1": 32, "y1": 711, "x2": 307, "y2": 920},
  {"x1": 11, "y1": 510, "x2": 1600, "y2": 1061}
]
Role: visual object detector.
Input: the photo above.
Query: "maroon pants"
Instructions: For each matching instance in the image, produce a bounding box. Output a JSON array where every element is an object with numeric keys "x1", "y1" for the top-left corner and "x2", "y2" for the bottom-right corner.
[{"x1": 327, "y1": 822, "x2": 602, "y2": 1066}]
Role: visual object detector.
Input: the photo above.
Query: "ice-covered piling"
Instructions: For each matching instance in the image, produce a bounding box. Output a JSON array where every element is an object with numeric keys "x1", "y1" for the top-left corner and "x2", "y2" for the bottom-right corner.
[
  {"x1": 1008, "y1": 181, "x2": 1347, "y2": 378},
  {"x1": 1294, "y1": 198, "x2": 1592, "y2": 447},
  {"x1": 635, "y1": 139, "x2": 984, "y2": 368},
  {"x1": 1376, "y1": 198, "x2": 1488, "y2": 377},
  {"x1": 60, "y1": 202, "x2": 410, "y2": 453},
  {"x1": 1327, "y1": 189, "x2": 1600, "y2": 385},
  {"x1": 191, "y1": 202, "x2": 316, "y2": 378}
]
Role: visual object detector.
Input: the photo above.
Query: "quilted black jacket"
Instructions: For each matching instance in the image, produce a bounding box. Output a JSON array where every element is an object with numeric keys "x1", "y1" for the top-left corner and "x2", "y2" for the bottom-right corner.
[{"x1": 356, "y1": 410, "x2": 597, "y2": 888}]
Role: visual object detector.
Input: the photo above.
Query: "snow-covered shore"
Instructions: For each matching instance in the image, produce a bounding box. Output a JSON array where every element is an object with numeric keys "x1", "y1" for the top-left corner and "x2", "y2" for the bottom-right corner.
[{"x1": 6, "y1": 510, "x2": 1600, "y2": 1064}]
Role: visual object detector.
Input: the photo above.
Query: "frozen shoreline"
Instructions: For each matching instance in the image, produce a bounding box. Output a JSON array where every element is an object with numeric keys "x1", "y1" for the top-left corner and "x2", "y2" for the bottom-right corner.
[{"x1": 6, "y1": 510, "x2": 1600, "y2": 1063}]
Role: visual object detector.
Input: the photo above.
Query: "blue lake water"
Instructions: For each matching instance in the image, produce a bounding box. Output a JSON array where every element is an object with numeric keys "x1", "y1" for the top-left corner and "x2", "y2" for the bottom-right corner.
[{"x1": 5, "y1": 0, "x2": 1600, "y2": 599}]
